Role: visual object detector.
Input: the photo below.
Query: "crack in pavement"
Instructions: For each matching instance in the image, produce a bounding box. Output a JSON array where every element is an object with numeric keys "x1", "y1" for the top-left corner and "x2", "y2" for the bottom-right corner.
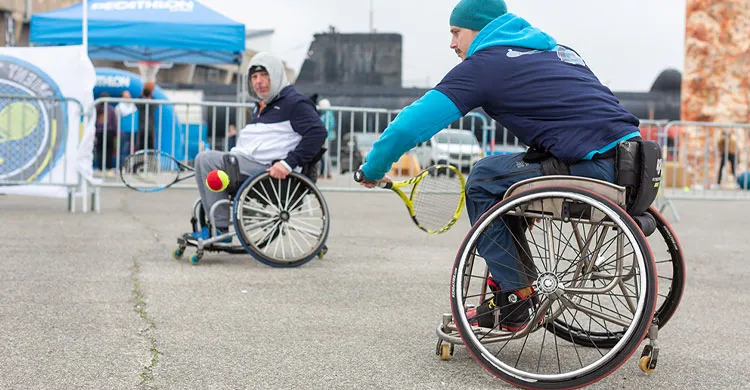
[
  {"x1": 131, "y1": 258, "x2": 160, "y2": 389},
  {"x1": 121, "y1": 196, "x2": 164, "y2": 389}
]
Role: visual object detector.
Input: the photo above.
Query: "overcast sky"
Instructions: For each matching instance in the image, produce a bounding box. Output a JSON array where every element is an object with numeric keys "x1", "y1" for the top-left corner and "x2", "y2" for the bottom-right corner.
[{"x1": 202, "y1": 0, "x2": 687, "y2": 92}]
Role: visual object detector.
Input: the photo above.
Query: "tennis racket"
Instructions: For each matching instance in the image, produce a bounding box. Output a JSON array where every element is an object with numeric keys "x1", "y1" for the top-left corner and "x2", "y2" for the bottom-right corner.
[
  {"x1": 120, "y1": 149, "x2": 195, "y2": 192},
  {"x1": 354, "y1": 164, "x2": 466, "y2": 234}
]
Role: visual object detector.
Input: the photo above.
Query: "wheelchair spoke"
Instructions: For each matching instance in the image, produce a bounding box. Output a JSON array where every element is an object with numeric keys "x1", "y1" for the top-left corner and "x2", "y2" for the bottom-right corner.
[
  {"x1": 251, "y1": 185, "x2": 280, "y2": 214},
  {"x1": 255, "y1": 221, "x2": 282, "y2": 243},
  {"x1": 242, "y1": 203, "x2": 275, "y2": 217},
  {"x1": 285, "y1": 223, "x2": 316, "y2": 245},
  {"x1": 286, "y1": 188, "x2": 310, "y2": 212},
  {"x1": 285, "y1": 229, "x2": 308, "y2": 256},
  {"x1": 518, "y1": 209, "x2": 546, "y2": 265},
  {"x1": 241, "y1": 218, "x2": 277, "y2": 231},
  {"x1": 477, "y1": 230, "x2": 543, "y2": 285},
  {"x1": 286, "y1": 218, "x2": 323, "y2": 235},
  {"x1": 288, "y1": 207, "x2": 320, "y2": 218},
  {"x1": 559, "y1": 309, "x2": 587, "y2": 366},
  {"x1": 497, "y1": 218, "x2": 545, "y2": 279}
]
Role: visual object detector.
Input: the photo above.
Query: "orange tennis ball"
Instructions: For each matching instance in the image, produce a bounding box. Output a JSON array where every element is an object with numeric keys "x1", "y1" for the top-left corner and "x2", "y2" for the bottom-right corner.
[{"x1": 206, "y1": 169, "x2": 230, "y2": 192}]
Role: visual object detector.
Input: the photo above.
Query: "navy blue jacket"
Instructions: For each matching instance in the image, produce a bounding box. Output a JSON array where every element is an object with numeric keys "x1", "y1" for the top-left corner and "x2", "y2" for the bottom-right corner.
[{"x1": 233, "y1": 85, "x2": 326, "y2": 169}]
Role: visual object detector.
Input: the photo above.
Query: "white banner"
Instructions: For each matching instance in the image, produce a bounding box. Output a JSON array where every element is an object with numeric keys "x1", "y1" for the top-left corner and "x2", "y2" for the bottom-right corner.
[{"x1": 0, "y1": 45, "x2": 96, "y2": 198}]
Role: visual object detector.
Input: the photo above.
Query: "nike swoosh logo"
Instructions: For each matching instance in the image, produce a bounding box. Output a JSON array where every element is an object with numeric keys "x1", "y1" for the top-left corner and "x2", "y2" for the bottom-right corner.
[{"x1": 506, "y1": 49, "x2": 544, "y2": 58}]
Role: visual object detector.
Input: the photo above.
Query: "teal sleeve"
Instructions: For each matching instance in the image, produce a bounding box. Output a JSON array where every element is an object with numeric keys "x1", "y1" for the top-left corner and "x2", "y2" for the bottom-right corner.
[{"x1": 360, "y1": 90, "x2": 462, "y2": 180}]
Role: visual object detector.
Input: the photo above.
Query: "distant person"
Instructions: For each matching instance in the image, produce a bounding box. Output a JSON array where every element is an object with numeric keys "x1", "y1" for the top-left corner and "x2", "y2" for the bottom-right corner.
[
  {"x1": 115, "y1": 90, "x2": 138, "y2": 159},
  {"x1": 317, "y1": 98, "x2": 336, "y2": 178},
  {"x1": 136, "y1": 81, "x2": 157, "y2": 150},
  {"x1": 184, "y1": 52, "x2": 326, "y2": 242},
  {"x1": 717, "y1": 130, "x2": 738, "y2": 185},
  {"x1": 94, "y1": 92, "x2": 118, "y2": 174},
  {"x1": 226, "y1": 124, "x2": 238, "y2": 151}
]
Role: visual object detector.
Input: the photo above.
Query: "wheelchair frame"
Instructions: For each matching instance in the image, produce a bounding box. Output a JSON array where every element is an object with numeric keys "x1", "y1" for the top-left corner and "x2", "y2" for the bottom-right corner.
[
  {"x1": 434, "y1": 175, "x2": 685, "y2": 388},
  {"x1": 173, "y1": 170, "x2": 330, "y2": 267}
]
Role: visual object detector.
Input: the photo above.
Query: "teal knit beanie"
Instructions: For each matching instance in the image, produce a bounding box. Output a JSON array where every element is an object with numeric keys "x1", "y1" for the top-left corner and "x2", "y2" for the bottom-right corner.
[{"x1": 450, "y1": 0, "x2": 508, "y2": 31}]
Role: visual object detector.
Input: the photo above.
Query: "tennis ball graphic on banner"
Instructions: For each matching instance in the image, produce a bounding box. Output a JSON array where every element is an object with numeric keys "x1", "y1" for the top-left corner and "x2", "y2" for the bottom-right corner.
[{"x1": 206, "y1": 169, "x2": 230, "y2": 192}]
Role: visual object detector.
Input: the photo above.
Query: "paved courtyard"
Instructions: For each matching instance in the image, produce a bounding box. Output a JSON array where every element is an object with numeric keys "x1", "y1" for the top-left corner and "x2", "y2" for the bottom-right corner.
[{"x1": 1, "y1": 188, "x2": 749, "y2": 389}]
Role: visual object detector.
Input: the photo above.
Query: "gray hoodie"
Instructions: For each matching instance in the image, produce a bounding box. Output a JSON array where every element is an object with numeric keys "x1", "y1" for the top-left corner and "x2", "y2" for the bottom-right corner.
[{"x1": 247, "y1": 52, "x2": 289, "y2": 103}]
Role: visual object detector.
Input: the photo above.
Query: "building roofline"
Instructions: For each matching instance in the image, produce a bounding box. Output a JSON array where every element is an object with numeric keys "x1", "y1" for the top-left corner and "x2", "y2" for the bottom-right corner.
[{"x1": 246, "y1": 29, "x2": 275, "y2": 38}]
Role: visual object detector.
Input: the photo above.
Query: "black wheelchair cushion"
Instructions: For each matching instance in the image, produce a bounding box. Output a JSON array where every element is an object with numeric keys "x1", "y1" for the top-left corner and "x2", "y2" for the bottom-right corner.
[
  {"x1": 616, "y1": 140, "x2": 662, "y2": 216},
  {"x1": 222, "y1": 153, "x2": 243, "y2": 197},
  {"x1": 632, "y1": 212, "x2": 656, "y2": 237}
]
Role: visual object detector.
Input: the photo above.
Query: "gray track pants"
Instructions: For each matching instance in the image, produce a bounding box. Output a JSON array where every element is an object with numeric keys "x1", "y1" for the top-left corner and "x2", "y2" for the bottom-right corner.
[{"x1": 194, "y1": 150, "x2": 267, "y2": 229}]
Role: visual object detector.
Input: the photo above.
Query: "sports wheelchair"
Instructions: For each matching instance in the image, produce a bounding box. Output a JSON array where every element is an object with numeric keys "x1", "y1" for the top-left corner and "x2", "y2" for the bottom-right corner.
[
  {"x1": 173, "y1": 151, "x2": 330, "y2": 267},
  {"x1": 435, "y1": 141, "x2": 686, "y2": 389}
]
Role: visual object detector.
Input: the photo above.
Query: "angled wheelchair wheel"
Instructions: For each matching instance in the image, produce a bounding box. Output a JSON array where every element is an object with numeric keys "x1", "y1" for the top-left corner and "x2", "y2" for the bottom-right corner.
[
  {"x1": 646, "y1": 206, "x2": 685, "y2": 329},
  {"x1": 450, "y1": 186, "x2": 657, "y2": 389},
  {"x1": 232, "y1": 172, "x2": 330, "y2": 268},
  {"x1": 547, "y1": 205, "x2": 685, "y2": 349}
]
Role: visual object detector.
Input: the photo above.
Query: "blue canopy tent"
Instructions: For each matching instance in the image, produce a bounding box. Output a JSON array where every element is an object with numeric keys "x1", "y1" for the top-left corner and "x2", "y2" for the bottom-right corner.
[
  {"x1": 29, "y1": 0, "x2": 246, "y2": 160},
  {"x1": 30, "y1": 0, "x2": 245, "y2": 64}
]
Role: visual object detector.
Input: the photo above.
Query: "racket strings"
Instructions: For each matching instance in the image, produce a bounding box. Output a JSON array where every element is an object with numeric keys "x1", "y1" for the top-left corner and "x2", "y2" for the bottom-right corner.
[
  {"x1": 121, "y1": 151, "x2": 182, "y2": 189},
  {"x1": 411, "y1": 169, "x2": 464, "y2": 232}
]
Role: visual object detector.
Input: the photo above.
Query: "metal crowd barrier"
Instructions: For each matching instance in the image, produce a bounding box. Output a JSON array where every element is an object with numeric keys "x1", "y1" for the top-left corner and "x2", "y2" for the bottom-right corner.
[
  {"x1": 0, "y1": 94, "x2": 98, "y2": 213},
  {"x1": 659, "y1": 121, "x2": 750, "y2": 200},
  {"x1": 89, "y1": 97, "x2": 750, "y2": 220},
  {"x1": 88, "y1": 98, "x2": 527, "y2": 193},
  {"x1": 90, "y1": 97, "x2": 255, "y2": 190}
]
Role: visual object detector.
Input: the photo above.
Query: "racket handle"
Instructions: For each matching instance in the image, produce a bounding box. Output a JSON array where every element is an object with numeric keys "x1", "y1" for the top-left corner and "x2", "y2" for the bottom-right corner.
[
  {"x1": 353, "y1": 169, "x2": 367, "y2": 183},
  {"x1": 354, "y1": 168, "x2": 391, "y2": 188}
]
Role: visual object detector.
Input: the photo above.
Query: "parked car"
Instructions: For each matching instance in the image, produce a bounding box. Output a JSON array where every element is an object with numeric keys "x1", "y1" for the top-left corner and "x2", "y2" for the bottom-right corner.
[
  {"x1": 354, "y1": 132, "x2": 381, "y2": 158},
  {"x1": 412, "y1": 129, "x2": 483, "y2": 172}
]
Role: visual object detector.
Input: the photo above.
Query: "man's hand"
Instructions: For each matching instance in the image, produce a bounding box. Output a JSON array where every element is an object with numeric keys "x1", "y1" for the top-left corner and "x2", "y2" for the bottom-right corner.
[
  {"x1": 267, "y1": 161, "x2": 291, "y2": 179},
  {"x1": 361, "y1": 175, "x2": 391, "y2": 188},
  {"x1": 353, "y1": 168, "x2": 390, "y2": 188}
]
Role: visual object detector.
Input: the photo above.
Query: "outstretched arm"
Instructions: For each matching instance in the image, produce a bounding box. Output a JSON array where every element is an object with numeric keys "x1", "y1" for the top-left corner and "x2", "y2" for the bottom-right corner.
[{"x1": 360, "y1": 90, "x2": 462, "y2": 180}]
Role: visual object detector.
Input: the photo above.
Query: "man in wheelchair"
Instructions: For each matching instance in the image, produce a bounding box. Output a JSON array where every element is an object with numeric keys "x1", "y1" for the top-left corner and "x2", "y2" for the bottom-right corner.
[
  {"x1": 187, "y1": 52, "x2": 326, "y2": 243},
  {"x1": 356, "y1": 0, "x2": 659, "y2": 331}
]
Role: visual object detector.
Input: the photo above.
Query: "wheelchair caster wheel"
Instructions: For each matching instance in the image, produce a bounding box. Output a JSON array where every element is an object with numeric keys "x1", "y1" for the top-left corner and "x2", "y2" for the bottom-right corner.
[
  {"x1": 189, "y1": 253, "x2": 202, "y2": 265},
  {"x1": 436, "y1": 340, "x2": 454, "y2": 361},
  {"x1": 317, "y1": 245, "x2": 328, "y2": 259},
  {"x1": 172, "y1": 248, "x2": 185, "y2": 260},
  {"x1": 639, "y1": 344, "x2": 658, "y2": 374}
]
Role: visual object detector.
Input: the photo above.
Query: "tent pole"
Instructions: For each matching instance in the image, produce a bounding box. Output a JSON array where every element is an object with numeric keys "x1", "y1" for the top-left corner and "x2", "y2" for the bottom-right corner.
[{"x1": 82, "y1": 0, "x2": 88, "y2": 53}]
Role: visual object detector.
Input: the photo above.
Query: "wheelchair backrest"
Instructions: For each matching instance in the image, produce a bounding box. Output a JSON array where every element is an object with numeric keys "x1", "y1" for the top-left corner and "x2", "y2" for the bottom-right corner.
[{"x1": 223, "y1": 153, "x2": 243, "y2": 196}]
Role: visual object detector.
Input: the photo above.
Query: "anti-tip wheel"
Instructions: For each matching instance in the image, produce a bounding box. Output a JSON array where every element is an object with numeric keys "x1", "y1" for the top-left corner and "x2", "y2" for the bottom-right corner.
[
  {"x1": 317, "y1": 245, "x2": 328, "y2": 259},
  {"x1": 172, "y1": 248, "x2": 185, "y2": 260},
  {"x1": 638, "y1": 356, "x2": 655, "y2": 374},
  {"x1": 439, "y1": 343, "x2": 453, "y2": 361},
  {"x1": 189, "y1": 253, "x2": 202, "y2": 265}
]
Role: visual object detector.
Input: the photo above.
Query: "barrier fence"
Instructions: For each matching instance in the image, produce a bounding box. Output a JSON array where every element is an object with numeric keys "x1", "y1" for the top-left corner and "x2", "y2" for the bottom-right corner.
[
  {"x1": 41, "y1": 97, "x2": 750, "y2": 221},
  {"x1": 0, "y1": 94, "x2": 99, "y2": 213}
]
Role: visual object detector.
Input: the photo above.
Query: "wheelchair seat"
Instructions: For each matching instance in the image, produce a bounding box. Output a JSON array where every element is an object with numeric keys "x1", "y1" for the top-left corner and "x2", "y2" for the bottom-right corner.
[{"x1": 505, "y1": 175, "x2": 657, "y2": 236}]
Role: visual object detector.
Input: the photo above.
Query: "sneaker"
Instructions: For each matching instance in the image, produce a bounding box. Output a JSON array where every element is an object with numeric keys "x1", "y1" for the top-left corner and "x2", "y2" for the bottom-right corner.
[
  {"x1": 189, "y1": 226, "x2": 232, "y2": 244},
  {"x1": 468, "y1": 279, "x2": 538, "y2": 332}
]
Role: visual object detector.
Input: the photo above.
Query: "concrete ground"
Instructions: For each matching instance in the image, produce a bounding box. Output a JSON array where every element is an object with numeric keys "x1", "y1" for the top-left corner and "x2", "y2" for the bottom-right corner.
[{"x1": 1, "y1": 188, "x2": 749, "y2": 389}]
